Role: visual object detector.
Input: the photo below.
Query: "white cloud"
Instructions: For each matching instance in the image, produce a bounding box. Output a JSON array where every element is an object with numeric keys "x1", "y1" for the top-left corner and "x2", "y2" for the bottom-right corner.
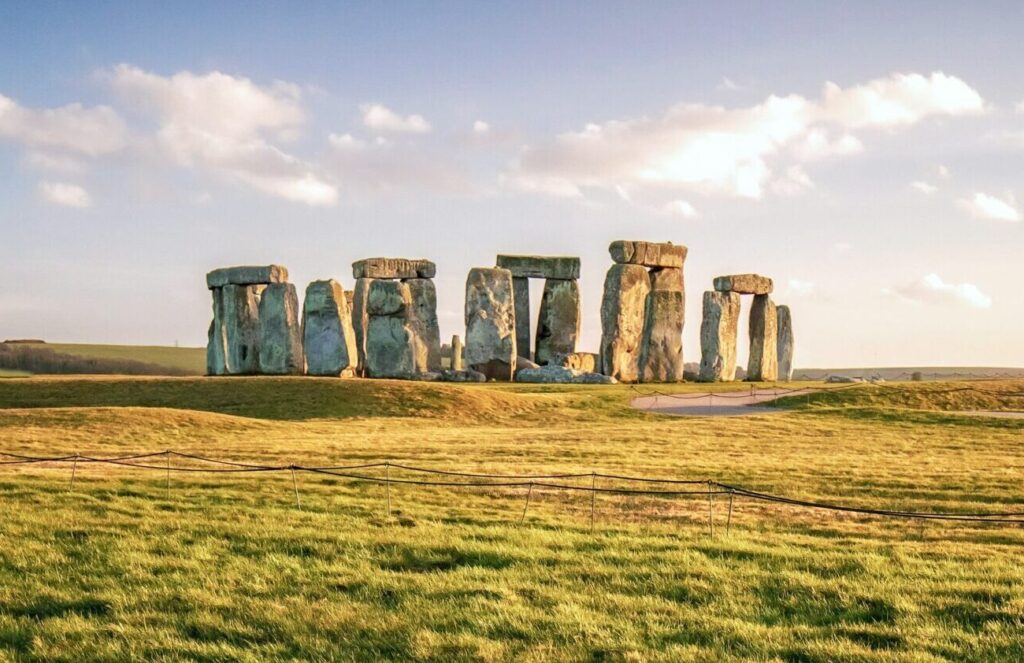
[
  {"x1": 911, "y1": 181, "x2": 937, "y2": 194},
  {"x1": 717, "y1": 77, "x2": 739, "y2": 91},
  {"x1": 893, "y1": 273, "x2": 992, "y2": 309},
  {"x1": 819, "y1": 72, "x2": 984, "y2": 128},
  {"x1": 787, "y1": 279, "x2": 816, "y2": 296},
  {"x1": 664, "y1": 199, "x2": 699, "y2": 218},
  {"x1": 771, "y1": 165, "x2": 814, "y2": 196},
  {"x1": 0, "y1": 94, "x2": 128, "y2": 157},
  {"x1": 958, "y1": 192, "x2": 1020, "y2": 222},
  {"x1": 360, "y1": 103, "x2": 431, "y2": 134},
  {"x1": 108, "y1": 64, "x2": 336, "y2": 206},
  {"x1": 326, "y1": 132, "x2": 473, "y2": 194},
  {"x1": 38, "y1": 181, "x2": 92, "y2": 208},
  {"x1": 472, "y1": 120, "x2": 490, "y2": 134},
  {"x1": 936, "y1": 164, "x2": 950, "y2": 179},
  {"x1": 510, "y1": 71, "x2": 983, "y2": 202}
]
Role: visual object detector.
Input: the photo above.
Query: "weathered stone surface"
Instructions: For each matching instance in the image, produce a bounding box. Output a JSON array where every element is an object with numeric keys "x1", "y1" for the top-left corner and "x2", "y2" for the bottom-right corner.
[
  {"x1": 258, "y1": 283, "x2": 304, "y2": 375},
  {"x1": 496, "y1": 255, "x2": 580, "y2": 280},
  {"x1": 649, "y1": 267, "x2": 684, "y2": 292},
  {"x1": 364, "y1": 280, "x2": 416, "y2": 378},
  {"x1": 352, "y1": 257, "x2": 436, "y2": 280},
  {"x1": 534, "y1": 279, "x2": 580, "y2": 366},
  {"x1": 464, "y1": 268, "x2": 517, "y2": 381},
  {"x1": 439, "y1": 369, "x2": 486, "y2": 383},
  {"x1": 351, "y1": 278, "x2": 373, "y2": 376},
  {"x1": 639, "y1": 295, "x2": 684, "y2": 383},
  {"x1": 609, "y1": 241, "x2": 687, "y2": 268},
  {"x1": 511, "y1": 277, "x2": 532, "y2": 360},
  {"x1": 220, "y1": 284, "x2": 263, "y2": 375},
  {"x1": 206, "y1": 265, "x2": 288, "y2": 289},
  {"x1": 599, "y1": 264, "x2": 650, "y2": 383},
  {"x1": 451, "y1": 335, "x2": 463, "y2": 371},
  {"x1": 776, "y1": 304, "x2": 794, "y2": 382},
  {"x1": 303, "y1": 279, "x2": 358, "y2": 377},
  {"x1": 560, "y1": 352, "x2": 598, "y2": 373},
  {"x1": 698, "y1": 291, "x2": 740, "y2": 382},
  {"x1": 344, "y1": 290, "x2": 354, "y2": 311},
  {"x1": 404, "y1": 278, "x2": 442, "y2": 372},
  {"x1": 516, "y1": 365, "x2": 616, "y2": 384},
  {"x1": 747, "y1": 294, "x2": 778, "y2": 382},
  {"x1": 206, "y1": 289, "x2": 228, "y2": 376},
  {"x1": 713, "y1": 273, "x2": 773, "y2": 295}
]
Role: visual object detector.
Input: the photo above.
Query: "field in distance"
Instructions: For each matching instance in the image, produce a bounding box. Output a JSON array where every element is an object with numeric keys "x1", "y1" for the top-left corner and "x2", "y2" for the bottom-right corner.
[
  {"x1": 0, "y1": 341, "x2": 205, "y2": 375},
  {"x1": 0, "y1": 376, "x2": 1021, "y2": 661}
]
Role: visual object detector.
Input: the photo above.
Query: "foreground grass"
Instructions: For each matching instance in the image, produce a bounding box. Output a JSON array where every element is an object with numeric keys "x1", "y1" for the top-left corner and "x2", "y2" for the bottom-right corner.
[{"x1": 0, "y1": 377, "x2": 1021, "y2": 661}]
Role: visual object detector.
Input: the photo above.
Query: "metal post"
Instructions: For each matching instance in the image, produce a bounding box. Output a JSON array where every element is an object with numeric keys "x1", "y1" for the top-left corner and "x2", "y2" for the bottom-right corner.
[
  {"x1": 291, "y1": 466, "x2": 301, "y2": 508},
  {"x1": 590, "y1": 473, "x2": 597, "y2": 531},
  {"x1": 726, "y1": 490, "x2": 735, "y2": 535},
  {"x1": 385, "y1": 462, "x2": 391, "y2": 518},
  {"x1": 520, "y1": 482, "x2": 534, "y2": 525},
  {"x1": 69, "y1": 453, "x2": 79, "y2": 490},
  {"x1": 707, "y1": 481, "x2": 715, "y2": 537},
  {"x1": 165, "y1": 450, "x2": 171, "y2": 499}
]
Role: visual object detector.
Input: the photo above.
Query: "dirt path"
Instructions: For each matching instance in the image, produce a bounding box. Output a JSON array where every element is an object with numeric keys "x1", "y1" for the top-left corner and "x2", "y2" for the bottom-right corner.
[{"x1": 631, "y1": 387, "x2": 818, "y2": 416}]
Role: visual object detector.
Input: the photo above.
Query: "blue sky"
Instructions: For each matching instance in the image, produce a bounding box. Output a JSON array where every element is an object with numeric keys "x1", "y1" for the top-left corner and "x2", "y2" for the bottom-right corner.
[{"x1": 1, "y1": 2, "x2": 1023, "y2": 366}]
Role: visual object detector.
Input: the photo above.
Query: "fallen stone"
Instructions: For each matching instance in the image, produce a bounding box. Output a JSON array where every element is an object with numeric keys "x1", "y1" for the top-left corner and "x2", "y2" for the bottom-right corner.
[
  {"x1": 609, "y1": 241, "x2": 687, "y2": 268},
  {"x1": 697, "y1": 290, "x2": 740, "y2": 382},
  {"x1": 747, "y1": 294, "x2": 778, "y2": 381},
  {"x1": 219, "y1": 284, "x2": 263, "y2": 375},
  {"x1": 259, "y1": 283, "x2": 304, "y2": 375},
  {"x1": 511, "y1": 276, "x2": 532, "y2": 360},
  {"x1": 364, "y1": 280, "x2": 416, "y2": 378},
  {"x1": 451, "y1": 334, "x2": 464, "y2": 371},
  {"x1": 599, "y1": 264, "x2": 650, "y2": 383},
  {"x1": 439, "y1": 369, "x2": 486, "y2": 383},
  {"x1": 534, "y1": 278, "x2": 580, "y2": 366},
  {"x1": 303, "y1": 279, "x2": 358, "y2": 377},
  {"x1": 464, "y1": 267, "x2": 517, "y2": 381},
  {"x1": 404, "y1": 278, "x2": 442, "y2": 372},
  {"x1": 206, "y1": 265, "x2": 288, "y2": 289},
  {"x1": 777, "y1": 305, "x2": 794, "y2": 382},
  {"x1": 713, "y1": 273, "x2": 773, "y2": 295},
  {"x1": 351, "y1": 278, "x2": 373, "y2": 376},
  {"x1": 516, "y1": 365, "x2": 617, "y2": 384},
  {"x1": 560, "y1": 352, "x2": 598, "y2": 373},
  {"x1": 496, "y1": 255, "x2": 581, "y2": 280},
  {"x1": 352, "y1": 257, "x2": 436, "y2": 280}
]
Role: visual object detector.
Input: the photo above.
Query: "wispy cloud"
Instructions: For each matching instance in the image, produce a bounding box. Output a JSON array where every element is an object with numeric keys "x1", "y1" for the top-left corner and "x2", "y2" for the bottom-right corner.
[
  {"x1": 360, "y1": 103, "x2": 431, "y2": 134},
  {"x1": 958, "y1": 192, "x2": 1020, "y2": 222},
  {"x1": 911, "y1": 181, "x2": 938, "y2": 194},
  {"x1": 38, "y1": 181, "x2": 92, "y2": 208},
  {"x1": 891, "y1": 273, "x2": 992, "y2": 309}
]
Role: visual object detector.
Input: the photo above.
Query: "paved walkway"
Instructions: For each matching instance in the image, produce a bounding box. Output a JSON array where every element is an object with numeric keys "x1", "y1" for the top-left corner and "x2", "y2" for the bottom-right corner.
[{"x1": 631, "y1": 387, "x2": 818, "y2": 416}]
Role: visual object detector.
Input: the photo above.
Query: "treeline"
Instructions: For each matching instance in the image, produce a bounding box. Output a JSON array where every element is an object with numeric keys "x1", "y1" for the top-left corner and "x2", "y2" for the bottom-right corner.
[{"x1": 0, "y1": 343, "x2": 197, "y2": 376}]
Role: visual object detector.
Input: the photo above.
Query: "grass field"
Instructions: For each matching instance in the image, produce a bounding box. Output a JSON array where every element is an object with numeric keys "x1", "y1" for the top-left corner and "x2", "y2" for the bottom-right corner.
[
  {"x1": 0, "y1": 377, "x2": 1022, "y2": 661},
  {"x1": 21, "y1": 343, "x2": 207, "y2": 374}
]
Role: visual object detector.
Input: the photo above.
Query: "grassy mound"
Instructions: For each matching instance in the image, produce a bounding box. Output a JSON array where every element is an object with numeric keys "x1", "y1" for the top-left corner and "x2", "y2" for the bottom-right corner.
[{"x1": 775, "y1": 380, "x2": 1024, "y2": 413}]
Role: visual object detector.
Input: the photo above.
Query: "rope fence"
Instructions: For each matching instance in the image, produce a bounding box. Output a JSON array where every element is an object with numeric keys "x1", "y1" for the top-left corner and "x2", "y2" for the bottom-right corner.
[{"x1": 2, "y1": 450, "x2": 1022, "y2": 533}]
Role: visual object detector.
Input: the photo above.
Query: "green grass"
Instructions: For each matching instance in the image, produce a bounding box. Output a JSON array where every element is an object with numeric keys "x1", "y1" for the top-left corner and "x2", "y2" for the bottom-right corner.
[
  {"x1": 24, "y1": 342, "x2": 206, "y2": 374},
  {"x1": 0, "y1": 369, "x2": 31, "y2": 378},
  {"x1": 0, "y1": 377, "x2": 1022, "y2": 661}
]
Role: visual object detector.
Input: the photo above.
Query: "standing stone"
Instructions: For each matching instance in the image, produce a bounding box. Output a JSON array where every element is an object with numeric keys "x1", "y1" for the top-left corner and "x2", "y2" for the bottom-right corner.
[
  {"x1": 639, "y1": 268, "x2": 684, "y2": 383},
  {"x1": 206, "y1": 288, "x2": 228, "y2": 376},
  {"x1": 221, "y1": 284, "x2": 263, "y2": 375},
  {"x1": 451, "y1": 335, "x2": 464, "y2": 371},
  {"x1": 698, "y1": 291, "x2": 741, "y2": 382},
  {"x1": 534, "y1": 279, "x2": 580, "y2": 366},
  {"x1": 351, "y1": 277, "x2": 373, "y2": 376},
  {"x1": 599, "y1": 264, "x2": 650, "y2": 383},
  {"x1": 404, "y1": 278, "x2": 442, "y2": 372},
  {"x1": 747, "y1": 294, "x2": 778, "y2": 382},
  {"x1": 364, "y1": 280, "x2": 416, "y2": 378},
  {"x1": 303, "y1": 279, "x2": 358, "y2": 377},
  {"x1": 464, "y1": 268, "x2": 517, "y2": 381},
  {"x1": 777, "y1": 305, "x2": 794, "y2": 382},
  {"x1": 512, "y1": 276, "x2": 531, "y2": 361},
  {"x1": 258, "y1": 283, "x2": 304, "y2": 375}
]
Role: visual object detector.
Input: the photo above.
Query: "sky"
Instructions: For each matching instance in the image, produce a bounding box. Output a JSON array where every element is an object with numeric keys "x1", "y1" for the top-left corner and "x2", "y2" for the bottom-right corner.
[{"x1": 1, "y1": 1, "x2": 1023, "y2": 368}]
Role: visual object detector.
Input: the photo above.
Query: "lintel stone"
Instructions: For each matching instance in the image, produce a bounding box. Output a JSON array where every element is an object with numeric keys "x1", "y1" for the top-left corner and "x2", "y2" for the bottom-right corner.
[
  {"x1": 713, "y1": 274, "x2": 773, "y2": 295},
  {"x1": 609, "y1": 241, "x2": 687, "y2": 268},
  {"x1": 352, "y1": 257, "x2": 436, "y2": 280},
  {"x1": 206, "y1": 265, "x2": 288, "y2": 289},
  {"x1": 495, "y1": 255, "x2": 580, "y2": 280}
]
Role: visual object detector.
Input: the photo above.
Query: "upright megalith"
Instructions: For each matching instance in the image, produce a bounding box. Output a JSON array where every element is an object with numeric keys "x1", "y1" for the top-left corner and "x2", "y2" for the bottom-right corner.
[
  {"x1": 303, "y1": 279, "x2": 358, "y2": 377},
  {"x1": 776, "y1": 305, "x2": 794, "y2": 382},
  {"x1": 601, "y1": 241, "x2": 687, "y2": 383},
  {"x1": 351, "y1": 258, "x2": 441, "y2": 380},
  {"x1": 747, "y1": 294, "x2": 778, "y2": 382},
  {"x1": 599, "y1": 264, "x2": 650, "y2": 382},
  {"x1": 206, "y1": 265, "x2": 291, "y2": 376},
  {"x1": 698, "y1": 291, "x2": 741, "y2": 382},
  {"x1": 451, "y1": 334, "x2": 464, "y2": 371},
  {"x1": 639, "y1": 268, "x2": 685, "y2": 382},
  {"x1": 495, "y1": 255, "x2": 582, "y2": 362},
  {"x1": 464, "y1": 267, "x2": 517, "y2": 380},
  {"x1": 364, "y1": 280, "x2": 416, "y2": 378},
  {"x1": 258, "y1": 283, "x2": 304, "y2": 375},
  {"x1": 534, "y1": 278, "x2": 580, "y2": 366}
]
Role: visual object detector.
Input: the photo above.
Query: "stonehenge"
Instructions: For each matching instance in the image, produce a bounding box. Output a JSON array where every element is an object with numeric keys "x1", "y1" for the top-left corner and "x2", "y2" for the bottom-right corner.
[
  {"x1": 698, "y1": 273, "x2": 794, "y2": 382},
  {"x1": 204, "y1": 243, "x2": 797, "y2": 385},
  {"x1": 598, "y1": 241, "x2": 686, "y2": 383}
]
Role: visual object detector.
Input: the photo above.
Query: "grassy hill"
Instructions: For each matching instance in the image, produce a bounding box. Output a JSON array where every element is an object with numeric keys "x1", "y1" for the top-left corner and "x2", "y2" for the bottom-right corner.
[
  {"x1": 25, "y1": 342, "x2": 205, "y2": 374},
  {"x1": 0, "y1": 377, "x2": 1021, "y2": 660},
  {"x1": 0, "y1": 342, "x2": 205, "y2": 376}
]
